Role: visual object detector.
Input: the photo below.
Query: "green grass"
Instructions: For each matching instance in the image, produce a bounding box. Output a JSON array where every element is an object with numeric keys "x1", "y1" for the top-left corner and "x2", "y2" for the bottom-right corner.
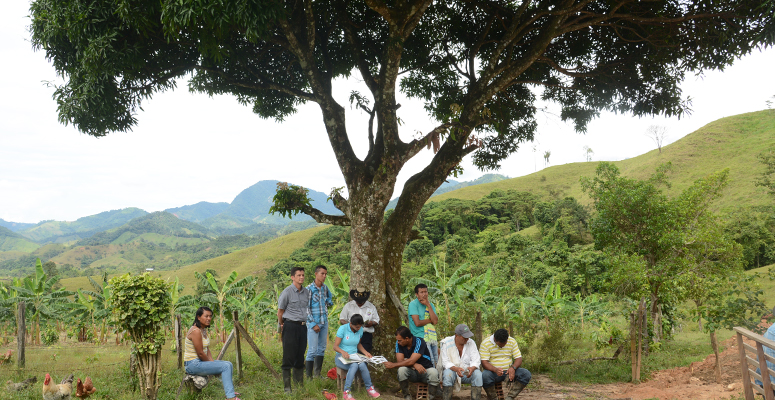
[
  {"x1": 433, "y1": 110, "x2": 775, "y2": 212},
  {"x1": 0, "y1": 331, "x2": 358, "y2": 400}
]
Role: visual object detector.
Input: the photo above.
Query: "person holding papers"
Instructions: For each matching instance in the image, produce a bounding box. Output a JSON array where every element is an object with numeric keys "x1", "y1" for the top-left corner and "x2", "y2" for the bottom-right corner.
[{"x1": 334, "y1": 314, "x2": 381, "y2": 400}]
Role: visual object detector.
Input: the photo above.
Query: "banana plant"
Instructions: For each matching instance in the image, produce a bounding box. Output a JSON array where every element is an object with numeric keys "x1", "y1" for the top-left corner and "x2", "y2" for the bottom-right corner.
[
  {"x1": 227, "y1": 289, "x2": 271, "y2": 336},
  {"x1": 566, "y1": 293, "x2": 609, "y2": 330},
  {"x1": 521, "y1": 278, "x2": 570, "y2": 333},
  {"x1": 195, "y1": 271, "x2": 247, "y2": 342},
  {"x1": 325, "y1": 267, "x2": 350, "y2": 339},
  {"x1": 13, "y1": 259, "x2": 73, "y2": 345},
  {"x1": 460, "y1": 268, "x2": 505, "y2": 344},
  {"x1": 414, "y1": 258, "x2": 470, "y2": 332}
]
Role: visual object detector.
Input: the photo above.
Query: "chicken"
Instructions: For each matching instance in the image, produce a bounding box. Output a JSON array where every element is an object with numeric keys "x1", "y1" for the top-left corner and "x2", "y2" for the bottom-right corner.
[
  {"x1": 42, "y1": 373, "x2": 73, "y2": 400},
  {"x1": 75, "y1": 377, "x2": 96, "y2": 399},
  {"x1": 7, "y1": 376, "x2": 37, "y2": 391}
]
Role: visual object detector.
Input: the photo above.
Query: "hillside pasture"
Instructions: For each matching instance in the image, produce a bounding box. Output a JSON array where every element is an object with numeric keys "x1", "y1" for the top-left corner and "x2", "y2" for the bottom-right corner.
[{"x1": 432, "y1": 110, "x2": 775, "y2": 212}]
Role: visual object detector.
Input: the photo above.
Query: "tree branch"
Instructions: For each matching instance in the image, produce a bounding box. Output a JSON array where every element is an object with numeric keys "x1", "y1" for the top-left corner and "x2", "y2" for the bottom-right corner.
[{"x1": 300, "y1": 205, "x2": 351, "y2": 226}]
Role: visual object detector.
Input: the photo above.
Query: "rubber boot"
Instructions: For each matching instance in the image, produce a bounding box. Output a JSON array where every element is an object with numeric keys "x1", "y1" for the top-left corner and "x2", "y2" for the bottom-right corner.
[
  {"x1": 483, "y1": 386, "x2": 497, "y2": 400},
  {"x1": 283, "y1": 369, "x2": 292, "y2": 394},
  {"x1": 428, "y1": 385, "x2": 439, "y2": 400},
  {"x1": 505, "y1": 382, "x2": 526, "y2": 400},
  {"x1": 442, "y1": 386, "x2": 453, "y2": 400},
  {"x1": 471, "y1": 387, "x2": 482, "y2": 400},
  {"x1": 293, "y1": 367, "x2": 304, "y2": 389},
  {"x1": 399, "y1": 380, "x2": 412, "y2": 400},
  {"x1": 306, "y1": 360, "x2": 314, "y2": 378},
  {"x1": 313, "y1": 356, "x2": 324, "y2": 378}
]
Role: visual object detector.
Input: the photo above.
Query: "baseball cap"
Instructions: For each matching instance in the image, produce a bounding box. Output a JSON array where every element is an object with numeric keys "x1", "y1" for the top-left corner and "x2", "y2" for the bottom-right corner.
[{"x1": 455, "y1": 324, "x2": 474, "y2": 338}]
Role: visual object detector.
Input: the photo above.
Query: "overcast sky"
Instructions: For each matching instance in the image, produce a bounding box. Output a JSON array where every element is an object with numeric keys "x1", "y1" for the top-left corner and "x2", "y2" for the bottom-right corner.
[{"x1": 2, "y1": 2, "x2": 774, "y2": 224}]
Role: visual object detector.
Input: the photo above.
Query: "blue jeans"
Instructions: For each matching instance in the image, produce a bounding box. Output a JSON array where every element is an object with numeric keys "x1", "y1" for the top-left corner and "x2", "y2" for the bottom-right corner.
[
  {"x1": 427, "y1": 342, "x2": 439, "y2": 368},
  {"x1": 184, "y1": 359, "x2": 236, "y2": 398},
  {"x1": 442, "y1": 368, "x2": 482, "y2": 387},
  {"x1": 481, "y1": 368, "x2": 532, "y2": 387},
  {"x1": 306, "y1": 322, "x2": 329, "y2": 360},
  {"x1": 335, "y1": 356, "x2": 373, "y2": 391}
]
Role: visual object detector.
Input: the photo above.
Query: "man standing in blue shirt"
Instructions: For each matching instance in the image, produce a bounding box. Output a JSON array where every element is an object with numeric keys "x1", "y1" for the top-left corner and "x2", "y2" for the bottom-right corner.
[
  {"x1": 408, "y1": 284, "x2": 439, "y2": 367},
  {"x1": 306, "y1": 265, "x2": 334, "y2": 378}
]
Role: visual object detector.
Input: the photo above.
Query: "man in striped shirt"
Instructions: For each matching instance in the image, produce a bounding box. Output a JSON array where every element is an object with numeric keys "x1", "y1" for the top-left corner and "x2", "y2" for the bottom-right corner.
[{"x1": 479, "y1": 329, "x2": 531, "y2": 400}]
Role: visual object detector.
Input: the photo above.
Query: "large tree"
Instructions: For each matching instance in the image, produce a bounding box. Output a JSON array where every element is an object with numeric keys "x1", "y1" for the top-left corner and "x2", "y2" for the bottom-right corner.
[{"x1": 29, "y1": 0, "x2": 774, "y2": 351}]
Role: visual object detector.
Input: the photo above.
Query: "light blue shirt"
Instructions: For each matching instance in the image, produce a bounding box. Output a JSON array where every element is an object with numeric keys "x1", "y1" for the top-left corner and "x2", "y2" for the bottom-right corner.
[
  {"x1": 336, "y1": 323, "x2": 364, "y2": 355},
  {"x1": 408, "y1": 298, "x2": 436, "y2": 338}
]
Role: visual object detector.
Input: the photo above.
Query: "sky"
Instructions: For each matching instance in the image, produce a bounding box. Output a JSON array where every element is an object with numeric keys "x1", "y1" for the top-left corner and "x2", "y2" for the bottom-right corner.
[{"x1": 2, "y1": 2, "x2": 774, "y2": 224}]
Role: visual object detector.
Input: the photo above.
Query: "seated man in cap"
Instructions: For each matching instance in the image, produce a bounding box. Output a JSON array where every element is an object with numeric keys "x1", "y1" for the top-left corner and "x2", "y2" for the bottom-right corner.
[
  {"x1": 384, "y1": 326, "x2": 440, "y2": 400},
  {"x1": 439, "y1": 324, "x2": 482, "y2": 400},
  {"x1": 480, "y1": 329, "x2": 531, "y2": 400},
  {"x1": 339, "y1": 286, "x2": 380, "y2": 353}
]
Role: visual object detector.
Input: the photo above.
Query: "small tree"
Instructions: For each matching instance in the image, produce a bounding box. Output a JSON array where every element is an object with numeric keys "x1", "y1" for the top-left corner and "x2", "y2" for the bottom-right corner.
[
  {"x1": 543, "y1": 151, "x2": 551, "y2": 167},
  {"x1": 756, "y1": 145, "x2": 775, "y2": 196},
  {"x1": 110, "y1": 273, "x2": 171, "y2": 400},
  {"x1": 645, "y1": 125, "x2": 669, "y2": 153},
  {"x1": 582, "y1": 162, "x2": 733, "y2": 342},
  {"x1": 583, "y1": 146, "x2": 594, "y2": 162},
  {"x1": 692, "y1": 273, "x2": 768, "y2": 383}
]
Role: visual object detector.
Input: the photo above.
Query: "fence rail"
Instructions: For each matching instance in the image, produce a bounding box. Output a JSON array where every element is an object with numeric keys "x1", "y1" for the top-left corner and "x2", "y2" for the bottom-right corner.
[{"x1": 735, "y1": 326, "x2": 775, "y2": 400}]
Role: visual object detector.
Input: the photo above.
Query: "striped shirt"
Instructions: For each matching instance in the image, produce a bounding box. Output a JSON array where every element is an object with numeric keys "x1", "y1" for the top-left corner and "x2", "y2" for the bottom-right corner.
[
  {"x1": 307, "y1": 281, "x2": 333, "y2": 327},
  {"x1": 184, "y1": 328, "x2": 210, "y2": 362},
  {"x1": 479, "y1": 335, "x2": 522, "y2": 369}
]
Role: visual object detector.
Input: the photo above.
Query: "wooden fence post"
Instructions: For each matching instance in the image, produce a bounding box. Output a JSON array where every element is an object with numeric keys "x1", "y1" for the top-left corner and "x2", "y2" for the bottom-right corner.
[
  {"x1": 630, "y1": 310, "x2": 637, "y2": 382},
  {"x1": 17, "y1": 301, "x2": 25, "y2": 368},
  {"x1": 176, "y1": 315, "x2": 183, "y2": 370},
  {"x1": 233, "y1": 311, "x2": 243, "y2": 380},
  {"x1": 233, "y1": 321, "x2": 280, "y2": 380}
]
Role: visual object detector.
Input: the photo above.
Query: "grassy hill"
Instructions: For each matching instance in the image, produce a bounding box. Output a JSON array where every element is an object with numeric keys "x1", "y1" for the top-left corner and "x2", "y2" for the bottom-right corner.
[
  {"x1": 432, "y1": 110, "x2": 775, "y2": 212},
  {"x1": 58, "y1": 225, "x2": 326, "y2": 294},
  {"x1": 18, "y1": 207, "x2": 148, "y2": 243},
  {"x1": 0, "y1": 226, "x2": 40, "y2": 252},
  {"x1": 0, "y1": 219, "x2": 37, "y2": 232},
  {"x1": 80, "y1": 211, "x2": 212, "y2": 246}
]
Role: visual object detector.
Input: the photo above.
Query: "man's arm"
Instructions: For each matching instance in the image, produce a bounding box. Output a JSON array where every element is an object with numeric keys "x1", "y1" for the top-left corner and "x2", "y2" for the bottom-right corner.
[
  {"x1": 481, "y1": 360, "x2": 503, "y2": 375},
  {"x1": 507, "y1": 358, "x2": 523, "y2": 381},
  {"x1": 427, "y1": 303, "x2": 438, "y2": 325},
  {"x1": 385, "y1": 351, "x2": 422, "y2": 369}
]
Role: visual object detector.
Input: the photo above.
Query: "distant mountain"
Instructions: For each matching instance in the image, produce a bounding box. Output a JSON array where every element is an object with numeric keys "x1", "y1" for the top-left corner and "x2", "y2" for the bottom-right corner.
[
  {"x1": 18, "y1": 208, "x2": 149, "y2": 243},
  {"x1": 0, "y1": 226, "x2": 40, "y2": 252},
  {"x1": 385, "y1": 174, "x2": 508, "y2": 211},
  {"x1": 0, "y1": 219, "x2": 37, "y2": 232},
  {"x1": 217, "y1": 180, "x2": 342, "y2": 224},
  {"x1": 165, "y1": 201, "x2": 230, "y2": 223},
  {"x1": 80, "y1": 211, "x2": 212, "y2": 246}
]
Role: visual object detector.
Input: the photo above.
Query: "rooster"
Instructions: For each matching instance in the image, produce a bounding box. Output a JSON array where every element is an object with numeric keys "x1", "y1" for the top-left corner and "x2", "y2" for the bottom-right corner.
[
  {"x1": 42, "y1": 373, "x2": 73, "y2": 400},
  {"x1": 75, "y1": 377, "x2": 96, "y2": 399}
]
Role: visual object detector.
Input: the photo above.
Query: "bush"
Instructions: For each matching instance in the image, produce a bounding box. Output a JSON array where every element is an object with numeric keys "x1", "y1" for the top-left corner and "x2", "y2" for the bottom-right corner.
[{"x1": 42, "y1": 327, "x2": 59, "y2": 345}]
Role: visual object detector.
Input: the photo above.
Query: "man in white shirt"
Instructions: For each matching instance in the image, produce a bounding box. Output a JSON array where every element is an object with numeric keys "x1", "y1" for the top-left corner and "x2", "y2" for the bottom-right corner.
[
  {"x1": 440, "y1": 324, "x2": 483, "y2": 400},
  {"x1": 339, "y1": 287, "x2": 380, "y2": 353}
]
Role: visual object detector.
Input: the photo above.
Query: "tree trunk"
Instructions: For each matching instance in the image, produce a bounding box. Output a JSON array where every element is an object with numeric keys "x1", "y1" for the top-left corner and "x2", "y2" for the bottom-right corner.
[
  {"x1": 710, "y1": 331, "x2": 722, "y2": 383},
  {"x1": 135, "y1": 345, "x2": 162, "y2": 400},
  {"x1": 650, "y1": 292, "x2": 660, "y2": 344}
]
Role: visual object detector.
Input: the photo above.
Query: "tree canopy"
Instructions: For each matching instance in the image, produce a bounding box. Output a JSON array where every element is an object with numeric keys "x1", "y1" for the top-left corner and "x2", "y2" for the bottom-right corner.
[{"x1": 29, "y1": 0, "x2": 774, "y2": 353}]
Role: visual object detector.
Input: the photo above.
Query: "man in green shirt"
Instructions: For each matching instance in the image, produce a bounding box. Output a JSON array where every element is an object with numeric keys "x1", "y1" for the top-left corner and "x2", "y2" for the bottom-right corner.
[{"x1": 408, "y1": 284, "x2": 439, "y2": 367}]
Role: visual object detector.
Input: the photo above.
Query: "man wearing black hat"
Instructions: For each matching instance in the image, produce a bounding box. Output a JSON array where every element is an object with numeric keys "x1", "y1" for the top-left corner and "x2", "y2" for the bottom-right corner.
[{"x1": 339, "y1": 286, "x2": 380, "y2": 353}]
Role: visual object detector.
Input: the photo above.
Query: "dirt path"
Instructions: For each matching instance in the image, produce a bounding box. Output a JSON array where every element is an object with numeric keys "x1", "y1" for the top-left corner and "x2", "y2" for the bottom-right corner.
[{"x1": 377, "y1": 333, "x2": 750, "y2": 400}]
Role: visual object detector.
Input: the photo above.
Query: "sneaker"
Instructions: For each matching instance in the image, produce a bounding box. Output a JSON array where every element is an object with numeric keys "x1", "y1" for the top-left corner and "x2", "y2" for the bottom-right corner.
[
  {"x1": 343, "y1": 390, "x2": 355, "y2": 400},
  {"x1": 366, "y1": 386, "x2": 380, "y2": 398}
]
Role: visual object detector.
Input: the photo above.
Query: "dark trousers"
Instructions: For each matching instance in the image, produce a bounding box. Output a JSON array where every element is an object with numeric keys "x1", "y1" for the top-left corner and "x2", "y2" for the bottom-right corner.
[
  {"x1": 358, "y1": 331, "x2": 374, "y2": 354},
  {"x1": 282, "y1": 321, "x2": 307, "y2": 370}
]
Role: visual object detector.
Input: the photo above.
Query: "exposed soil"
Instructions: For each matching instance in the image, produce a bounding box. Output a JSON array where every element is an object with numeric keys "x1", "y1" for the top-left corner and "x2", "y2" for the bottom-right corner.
[{"x1": 377, "y1": 331, "x2": 757, "y2": 400}]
